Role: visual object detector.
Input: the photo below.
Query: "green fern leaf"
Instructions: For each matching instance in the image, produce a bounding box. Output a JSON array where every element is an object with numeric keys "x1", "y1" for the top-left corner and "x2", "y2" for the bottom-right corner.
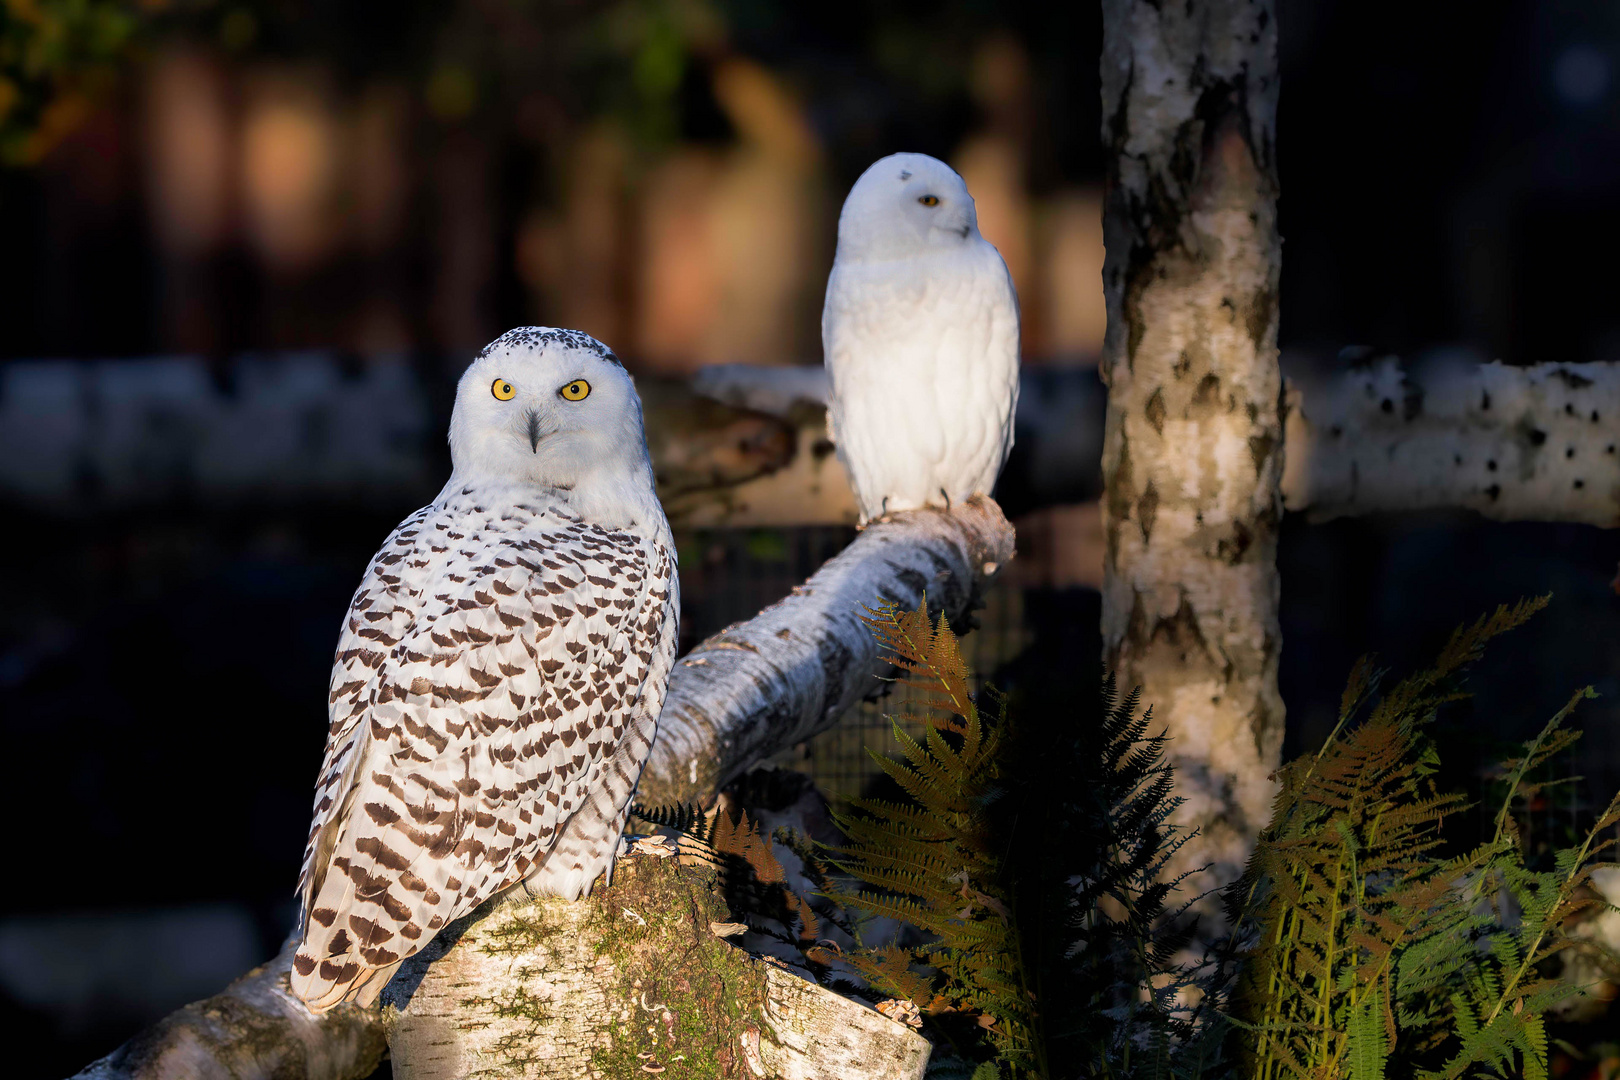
[{"x1": 1348, "y1": 988, "x2": 1388, "y2": 1080}]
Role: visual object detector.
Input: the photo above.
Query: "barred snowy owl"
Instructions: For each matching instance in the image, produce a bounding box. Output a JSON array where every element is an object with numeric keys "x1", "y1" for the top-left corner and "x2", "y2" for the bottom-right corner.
[
  {"x1": 823, "y1": 152, "x2": 1020, "y2": 522},
  {"x1": 290, "y1": 328, "x2": 679, "y2": 1011}
]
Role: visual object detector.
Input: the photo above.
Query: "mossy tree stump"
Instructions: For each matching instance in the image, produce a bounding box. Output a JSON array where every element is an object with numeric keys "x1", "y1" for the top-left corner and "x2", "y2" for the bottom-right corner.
[{"x1": 384, "y1": 851, "x2": 931, "y2": 1080}]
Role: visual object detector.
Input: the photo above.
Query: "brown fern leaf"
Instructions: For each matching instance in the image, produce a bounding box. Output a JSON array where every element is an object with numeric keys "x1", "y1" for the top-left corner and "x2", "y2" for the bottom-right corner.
[
  {"x1": 1227, "y1": 597, "x2": 1603, "y2": 1080},
  {"x1": 833, "y1": 600, "x2": 1037, "y2": 1075},
  {"x1": 862, "y1": 601, "x2": 975, "y2": 731},
  {"x1": 711, "y1": 810, "x2": 786, "y2": 886}
]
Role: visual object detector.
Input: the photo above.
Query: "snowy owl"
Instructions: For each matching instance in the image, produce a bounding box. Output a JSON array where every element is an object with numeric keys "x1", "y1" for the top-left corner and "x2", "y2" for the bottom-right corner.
[
  {"x1": 823, "y1": 152, "x2": 1020, "y2": 522},
  {"x1": 290, "y1": 327, "x2": 679, "y2": 1011}
]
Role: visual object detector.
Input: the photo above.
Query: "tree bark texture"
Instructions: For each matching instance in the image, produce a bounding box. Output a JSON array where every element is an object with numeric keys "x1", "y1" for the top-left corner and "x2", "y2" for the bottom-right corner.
[
  {"x1": 71, "y1": 945, "x2": 387, "y2": 1080},
  {"x1": 1098, "y1": 0, "x2": 1285, "y2": 895},
  {"x1": 385, "y1": 849, "x2": 930, "y2": 1080}
]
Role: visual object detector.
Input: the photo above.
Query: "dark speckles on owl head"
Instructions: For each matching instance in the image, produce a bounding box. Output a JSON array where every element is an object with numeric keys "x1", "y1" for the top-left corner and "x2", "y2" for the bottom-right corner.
[{"x1": 477, "y1": 327, "x2": 622, "y2": 367}]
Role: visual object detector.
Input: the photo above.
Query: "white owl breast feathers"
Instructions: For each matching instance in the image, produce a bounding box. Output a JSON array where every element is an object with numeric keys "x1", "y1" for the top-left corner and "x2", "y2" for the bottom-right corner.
[
  {"x1": 291, "y1": 327, "x2": 679, "y2": 1011},
  {"x1": 824, "y1": 152, "x2": 1021, "y2": 523}
]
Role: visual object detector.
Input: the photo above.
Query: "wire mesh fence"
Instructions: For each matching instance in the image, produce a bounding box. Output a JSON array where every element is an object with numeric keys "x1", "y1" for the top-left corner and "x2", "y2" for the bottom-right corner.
[
  {"x1": 674, "y1": 525, "x2": 1038, "y2": 803},
  {"x1": 674, "y1": 524, "x2": 1620, "y2": 854}
]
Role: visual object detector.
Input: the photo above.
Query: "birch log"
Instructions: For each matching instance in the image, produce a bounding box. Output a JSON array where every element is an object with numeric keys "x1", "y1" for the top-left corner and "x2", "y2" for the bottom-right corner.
[
  {"x1": 1098, "y1": 0, "x2": 1286, "y2": 899},
  {"x1": 385, "y1": 847, "x2": 930, "y2": 1080},
  {"x1": 70, "y1": 945, "x2": 386, "y2": 1080}
]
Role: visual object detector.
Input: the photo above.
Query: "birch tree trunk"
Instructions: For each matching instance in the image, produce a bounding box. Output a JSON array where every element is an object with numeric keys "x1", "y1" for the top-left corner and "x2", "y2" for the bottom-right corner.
[{"x1": 1098, "y1": 0, "x2": 1285, "y2": 897}]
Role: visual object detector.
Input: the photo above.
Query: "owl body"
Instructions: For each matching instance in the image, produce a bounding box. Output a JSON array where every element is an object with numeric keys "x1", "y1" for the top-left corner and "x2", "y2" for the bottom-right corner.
[
  {"x1": 291, "y1": 328, "x2": 678, "y2": 1011},
  {"x1": 824, "y1": 153, "x2": 1020, "y2": 522}
]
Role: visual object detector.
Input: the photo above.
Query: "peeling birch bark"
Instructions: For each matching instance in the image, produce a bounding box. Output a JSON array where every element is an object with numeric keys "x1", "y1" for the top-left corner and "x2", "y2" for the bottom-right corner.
[
  {"x1": 686, "y1": 359, "x2": 1620, "y2": 526},
  {"x1": 640, "y1": 496, "x2": 1016, "y2": 807},
  {"x1": 1282, "y1": 355, "x2": 1620, "y2": 525},
  {"x1": 385, "y1": 850, "x2": 930, "y2": 1080},
  {"x1": 1098, "y1": 0, "x2": 1285, "y2": 897}
]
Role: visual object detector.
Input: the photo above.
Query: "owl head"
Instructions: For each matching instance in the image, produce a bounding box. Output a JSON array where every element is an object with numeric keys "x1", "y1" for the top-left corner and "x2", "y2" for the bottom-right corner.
[
  {"x1": 835, "y1": 152, "x2": 981, "y2": 261},
  {"x1": 447, "y1": 328, "x2": 657, "y2": 517}
]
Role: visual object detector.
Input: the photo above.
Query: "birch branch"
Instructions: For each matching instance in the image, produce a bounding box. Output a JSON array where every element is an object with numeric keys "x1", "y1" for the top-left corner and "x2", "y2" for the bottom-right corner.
[{"x1": 638, "y1": 496, "x2": 1016, "y2": 808}]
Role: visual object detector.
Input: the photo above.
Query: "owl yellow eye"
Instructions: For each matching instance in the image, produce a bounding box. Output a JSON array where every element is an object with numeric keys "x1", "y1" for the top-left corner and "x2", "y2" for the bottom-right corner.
[
  {"x1": 491, "y1": 379, "x2": 516, "y2": 400},
  {"x1": 917, "y1": 194, "x2": 940, "y2": 207},
  {"x1": 559, "y1": 379, "x2": 591, "y2": 401}
]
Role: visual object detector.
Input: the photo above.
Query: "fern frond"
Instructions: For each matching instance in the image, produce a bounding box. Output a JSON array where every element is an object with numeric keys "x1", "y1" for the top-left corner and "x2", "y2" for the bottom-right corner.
[
  {"x1": 1228, "y1": 598, "x2": 1610, "y2": 1080},
  {"x1": 630, "y1": 800, "x2": 711, "y2": 840},
  {"x1": 830, "y1": 601, "x2": 1039, "y2": 1076}
]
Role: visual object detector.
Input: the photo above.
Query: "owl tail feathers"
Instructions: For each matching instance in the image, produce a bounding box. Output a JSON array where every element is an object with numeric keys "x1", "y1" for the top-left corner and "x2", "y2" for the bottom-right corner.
[{"x1": 289, "y1": 945, "x2": 402, "y2": 1012}]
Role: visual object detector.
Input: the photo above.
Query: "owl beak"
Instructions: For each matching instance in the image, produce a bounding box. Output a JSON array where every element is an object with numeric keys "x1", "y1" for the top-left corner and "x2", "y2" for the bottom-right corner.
[{"x1": 526, "y1": 410, "x2": 543, "y2": 452}]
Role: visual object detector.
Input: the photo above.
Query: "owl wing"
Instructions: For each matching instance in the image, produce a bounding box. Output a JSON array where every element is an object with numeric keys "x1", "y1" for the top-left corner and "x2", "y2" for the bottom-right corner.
[
  {"x1": 823, "y1": 262, "x2": 950, "y2": 514},
  {"x1": 291, "y1": 498, "x2": 675, "y2": 1011},
  {"x1": 532, "y1": 543, "x2": 680, "y2": 900},
  {"x1": 967, "y1": 246, "x2": 1021, "y2": 482},
  {"x1": 294, "y1": 503, "x2": 437, "y2": 911}
]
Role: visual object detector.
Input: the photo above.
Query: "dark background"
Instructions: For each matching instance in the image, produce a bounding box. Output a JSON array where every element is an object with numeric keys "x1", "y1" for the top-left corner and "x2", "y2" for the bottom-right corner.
[{"x1": 3, "y1": 1, "x2": 1619, "y2": 1075}]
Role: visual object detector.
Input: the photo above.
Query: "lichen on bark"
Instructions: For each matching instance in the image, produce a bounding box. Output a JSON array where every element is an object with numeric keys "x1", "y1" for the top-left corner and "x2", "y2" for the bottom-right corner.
[
  {"x1": 387, "y1": 854, "x2": 774, "y2": 1079},
  {"x1": 580, "y1": 859, "x2": 771, "y2": 1079}
]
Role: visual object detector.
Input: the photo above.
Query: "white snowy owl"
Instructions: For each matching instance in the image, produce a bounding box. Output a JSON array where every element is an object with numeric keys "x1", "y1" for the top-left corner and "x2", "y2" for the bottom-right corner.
[
  {"x1": 823, "y1": 152, "x2": 1020, "y2": 522},
  {"x1": 290, "y1": 327, "x2": 679, "y2": 1011}
]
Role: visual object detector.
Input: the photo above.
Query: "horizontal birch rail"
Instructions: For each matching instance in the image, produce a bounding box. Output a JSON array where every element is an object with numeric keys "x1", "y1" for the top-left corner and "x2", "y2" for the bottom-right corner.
[
  {"x1": 10, "y1": 355, "x2": 1615, "y2": 528},
  {"x1": 693, "y1": 358, "x2": 1620, "y2": 528},
  {"x1": 1281, "y1": 356, "x2": 1620, "y2": 526}
]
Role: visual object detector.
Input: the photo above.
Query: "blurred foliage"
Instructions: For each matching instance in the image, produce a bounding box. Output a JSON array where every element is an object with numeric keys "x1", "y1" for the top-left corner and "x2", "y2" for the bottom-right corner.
[
  {"x1": 0, "y1": 0, "x2": 139, "y2": 164},
  {"x1": 2, "y1": 0, "x2": 1100, "y2": 185},
  {"x1": 0, "y1": 0, "x2": 729, "y2": 166}
]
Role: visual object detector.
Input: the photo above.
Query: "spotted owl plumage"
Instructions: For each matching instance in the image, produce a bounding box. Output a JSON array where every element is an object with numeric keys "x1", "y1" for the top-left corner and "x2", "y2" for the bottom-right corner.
[{"x1": 290, "y1": 328, "x2": 679, "y2": 1011}]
